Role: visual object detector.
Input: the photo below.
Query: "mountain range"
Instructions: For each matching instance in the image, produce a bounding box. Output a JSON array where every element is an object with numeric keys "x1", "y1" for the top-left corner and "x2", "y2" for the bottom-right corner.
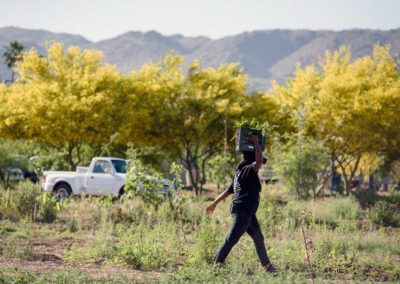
[{"x1": 1, "y1": 26, "x2": 399, "y2": 90}]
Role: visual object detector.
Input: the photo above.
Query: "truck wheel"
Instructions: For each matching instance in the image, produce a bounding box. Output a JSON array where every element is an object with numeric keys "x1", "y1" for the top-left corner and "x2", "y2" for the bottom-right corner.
[{"x1": 54, "y1": 183, "x2": 72, "y2": 201}]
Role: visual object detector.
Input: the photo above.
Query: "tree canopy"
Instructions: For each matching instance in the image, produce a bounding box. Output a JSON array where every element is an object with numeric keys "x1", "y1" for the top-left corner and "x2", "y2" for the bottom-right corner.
[{"x1": 270, "y1": 45, "x2": 400, "y2": 193}]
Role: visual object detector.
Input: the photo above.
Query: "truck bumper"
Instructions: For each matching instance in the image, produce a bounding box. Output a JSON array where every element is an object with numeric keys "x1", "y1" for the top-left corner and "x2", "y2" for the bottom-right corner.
[{"x1": 41, "y1": 182, "x2": 55, "y2": 193}]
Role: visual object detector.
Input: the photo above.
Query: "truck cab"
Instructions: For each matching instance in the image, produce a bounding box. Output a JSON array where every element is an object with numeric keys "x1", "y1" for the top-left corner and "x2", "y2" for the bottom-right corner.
[{"x1": 41, "y1": 157, "x2": 127, "y2": 200}]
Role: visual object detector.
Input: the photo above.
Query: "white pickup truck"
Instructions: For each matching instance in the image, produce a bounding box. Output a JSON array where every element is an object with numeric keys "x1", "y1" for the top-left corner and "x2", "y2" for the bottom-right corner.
[{"x1": 41, "y1": 157, "x2": 129, "y2": 200}]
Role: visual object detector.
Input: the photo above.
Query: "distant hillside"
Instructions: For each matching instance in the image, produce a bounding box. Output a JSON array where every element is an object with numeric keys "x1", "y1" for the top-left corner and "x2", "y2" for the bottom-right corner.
[{"x1": 1, "y1": 26, "x2": 399, "y2": 90}]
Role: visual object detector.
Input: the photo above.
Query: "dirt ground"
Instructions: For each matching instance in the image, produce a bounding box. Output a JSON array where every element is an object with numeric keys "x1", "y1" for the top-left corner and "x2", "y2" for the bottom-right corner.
[{"x1": 0, "y1": 238, "x2": 164, "y2": 281}]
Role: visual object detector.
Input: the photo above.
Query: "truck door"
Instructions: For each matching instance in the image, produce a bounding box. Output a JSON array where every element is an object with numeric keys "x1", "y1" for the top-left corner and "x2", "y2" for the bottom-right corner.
[{"x1": 85, "y1": 160, "x2": 116, "y2": 195}]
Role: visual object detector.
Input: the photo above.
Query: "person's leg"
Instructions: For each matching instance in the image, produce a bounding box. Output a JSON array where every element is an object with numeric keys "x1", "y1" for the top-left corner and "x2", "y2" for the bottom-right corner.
[
  {"x1": 246, "y1": 215, "x2": 270, "y2": 266},
  {"x1": 214, "y1": 210, "x2": 252, "y2": 264}
]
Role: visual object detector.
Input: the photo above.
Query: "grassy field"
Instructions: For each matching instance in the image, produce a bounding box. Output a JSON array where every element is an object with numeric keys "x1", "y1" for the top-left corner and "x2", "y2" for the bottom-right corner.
[{"x1": 0, "y1": 182, "x2": 399, "y2": 283}]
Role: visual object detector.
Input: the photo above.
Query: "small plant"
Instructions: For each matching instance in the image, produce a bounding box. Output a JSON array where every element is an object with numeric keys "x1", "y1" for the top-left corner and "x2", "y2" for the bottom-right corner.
[
  {"x1": 206, "y1": 154, "x2": 235, "y2": 190},
  {"x1": 169, "y1": 162, "x2": 185, "y2": 263},
  {"x1": 272, "y1": 135, "x2": 330, "y2": 199},
  {"x1": 124, "y1": 146, "x2": 164, "y2": 209},
  {"x1": 115, "y1": 241, "x2": 168, "y2": 270},
  {"x1": 0, "y1": 240, "x2": 33, "y2": 260},
  {"x1": 235, "y1": 119, "x2": 272, "y2": 131},
  {"x1": 369, "y1": 201, "x2": 400, "y2": 227},
  {"x1": 39, "y1": 192, "x2": 60, "y2": 223},
  {"x1": 186, "y1": 218, "x2": 220, "y2": 265},
  {"x1": 13, "y1": 182, "x2": 40, "y2": 219}
]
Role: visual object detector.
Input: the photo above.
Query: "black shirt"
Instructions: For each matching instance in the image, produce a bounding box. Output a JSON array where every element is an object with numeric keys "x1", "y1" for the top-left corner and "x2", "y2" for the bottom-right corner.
[{"x1": 227, "y1": 162, "x2": 262, "y2": 215}]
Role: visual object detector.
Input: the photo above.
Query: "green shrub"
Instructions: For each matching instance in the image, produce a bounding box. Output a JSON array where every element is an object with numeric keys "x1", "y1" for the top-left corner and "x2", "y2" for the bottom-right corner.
[
  {"x1": 162, "y1": 263, "x2": 302, "y2": 284},
  {"x1": 283, "y1": 201, "x2": 312, "y2": 230},
  {"x1": 66, "y1": 218, "x2": 115, "y2": 263},
  {"x1": 0, "y1": 271, "x2": 36, "y2": 284},
  {"x1": 116, "y1": 241, "x2": 167, "y2": 270},
  {"x1": 331, "y1": 197, "x2": 362, "y2": 220},
  {"x1": 67, "y1": 219, "x2": 78, "y2": 233},
  {"x1": 309, "y1": 197, "x2": 362, "y2": 231},
  {"x1": 13, "y1": 182, "x2": 40, "y2": 218},
  {"x1": 0, "y1": 269, "x2": 131, "y2": 283},
  {"x1": 206, "y1": 154, "x2": 235, "y2": 190},
  {"x1": 39, "y1": 193, "x2": 59, "y2": 223},
  {"x1": 258, "y1": 198, "x2": 285, "y2": 236},
  {"x1": 0, "y1": 239, "x2": 33, "y2": 260},
  {"x1": 0, "y1": 189, "x2": 13, "y2": 218},
  {"x1": 186, "y1": 218, "x2": 220, "y2": 266},
  {"x1": 124, "y1": 147, "x2": 164, "y2": 209},
  {"x1": 271, "y1": 135, "x2": 330, "y2": 199},
  {"x1": 369, "y1": 201, "x2": 400, "y2": 227},
  {"x1": 62, "y1": 197, "x2": 109, "y2": 231}
]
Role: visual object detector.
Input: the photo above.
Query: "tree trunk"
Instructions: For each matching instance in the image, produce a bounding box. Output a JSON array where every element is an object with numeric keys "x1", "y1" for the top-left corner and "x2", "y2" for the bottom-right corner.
[
  {"x1": 65, "y1": 144, "x2": 78, "y2": 170},
  {"x1": 185, "y1": 160, "x2": 199, "y2": 195},
  {"x1": 315, "y1": 172, "x2": 332, "y2": 198},
  {"x1": 368, "y1": 174, "x2": 375, "y2": 194},
  {"x1": 199, "y1": 157, "x2": 208, "y2": 195}
]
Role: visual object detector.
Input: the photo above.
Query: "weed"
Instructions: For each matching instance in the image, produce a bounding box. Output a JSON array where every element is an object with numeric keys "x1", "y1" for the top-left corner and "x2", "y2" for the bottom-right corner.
[
  {"x1": 186, "y1": 217, "x2": 221, "y2": 265},
  {"x1": 13, "y1": 182, "x2": 39, "y2": 219},
  {"x1": 369, "y1": 201, "x2": 400, "y2": 227},
  {"x1": 39, "y1": 193, "x2": 59, "y2": 223}
]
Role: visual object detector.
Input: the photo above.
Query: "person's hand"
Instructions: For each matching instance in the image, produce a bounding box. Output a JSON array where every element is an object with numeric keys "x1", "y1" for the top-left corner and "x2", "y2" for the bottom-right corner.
[
  {"x1": 206, "y1": 203, "x2": 217, "y2": 214},
  {"x1": 247, "y1": 134, "x2": 259, "y2": 144}
]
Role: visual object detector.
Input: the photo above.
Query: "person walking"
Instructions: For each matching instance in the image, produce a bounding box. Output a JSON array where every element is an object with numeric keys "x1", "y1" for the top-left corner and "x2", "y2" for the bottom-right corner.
[{"x1": 206, "y1": 135, "x2": 276, "y2": 273}]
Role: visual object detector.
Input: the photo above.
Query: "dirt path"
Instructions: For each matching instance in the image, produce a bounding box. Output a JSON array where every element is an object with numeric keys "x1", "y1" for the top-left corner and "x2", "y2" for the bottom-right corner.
[{"x1": 0, "y1": 238, "x2": 164, "y2": 282}]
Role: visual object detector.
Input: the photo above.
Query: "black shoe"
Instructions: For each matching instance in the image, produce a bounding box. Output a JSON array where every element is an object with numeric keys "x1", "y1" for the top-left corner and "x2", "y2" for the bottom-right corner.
[{"x1": 265, "y1": 263, "x2": 278, "y2": 274}]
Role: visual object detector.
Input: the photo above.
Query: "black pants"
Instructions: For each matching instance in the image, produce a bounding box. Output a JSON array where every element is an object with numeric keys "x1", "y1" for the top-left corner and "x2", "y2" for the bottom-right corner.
[{"x1": 214, "y1": 210, "x2": 270, "y2": 266}]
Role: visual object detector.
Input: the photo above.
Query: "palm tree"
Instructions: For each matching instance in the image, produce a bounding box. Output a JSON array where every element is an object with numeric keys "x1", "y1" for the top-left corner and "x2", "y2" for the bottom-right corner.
[{"x1": 2, "y1": 41, "x2": 24, "y2": 83}]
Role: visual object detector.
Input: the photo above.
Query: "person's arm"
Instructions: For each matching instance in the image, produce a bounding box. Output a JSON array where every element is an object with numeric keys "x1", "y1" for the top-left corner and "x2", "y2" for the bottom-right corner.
[
  {"x1": 206, "y1": 187, "x2": 233, "y2": 214},
  {"x1": 248, "y1": 134, "x2": 263, "y2": 172}
]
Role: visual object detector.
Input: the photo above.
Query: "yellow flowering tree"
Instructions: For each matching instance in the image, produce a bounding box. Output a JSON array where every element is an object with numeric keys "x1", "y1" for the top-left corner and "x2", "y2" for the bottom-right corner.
[
  {"x1": 270, "y1": 45, "x2": 400, "y2": 195},
  {"x1": 129, "y1": 57, "x2": 249, "y2": 194},
  {"x1": 0, "y1": 42, "x2": 127, "y2": 169}
]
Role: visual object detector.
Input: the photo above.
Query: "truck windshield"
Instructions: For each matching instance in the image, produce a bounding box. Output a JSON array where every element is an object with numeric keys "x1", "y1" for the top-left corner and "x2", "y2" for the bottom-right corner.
[{"x1": 111, "y1": 160, "x2": 127, "y2": 174}]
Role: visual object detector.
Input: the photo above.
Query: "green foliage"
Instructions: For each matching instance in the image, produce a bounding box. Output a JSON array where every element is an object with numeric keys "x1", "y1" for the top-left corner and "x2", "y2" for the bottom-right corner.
[
  {"x1": 169, "y1": 162, "x2": 185, "y2": 211},
  {"x1": 206, "y1": 154, "x2": 235, "y2": 190},
  {"x1": 162, "y1": 263, "x2": 302, "y2": 284},
  {"x1": 186, "y1": 218, "x2": 220, "y2": 265},
  {"x1": 0, "y1": 269, "x2": 133, "y2": 284},
  {"x1": 271, "y1": 45, "x2": 400, "y2": 193},
  {"x1": 13, "y1": 182, "x2": 39, "y2": 218},
  {"x1": 0, "y1": 238, "x2": 33, "y2": 260},
  {"x1": 134, "y1": 145, "x2": 168, "y2": 174},
  {"x1": 39, "y1": 192, "x2": 59, "y2": 223},
  {"x1": 369, "y1": 201, "x2": 400, "y2": 227},
  {"x1": 2, "y1": 41, "x2": 24, "y2": 69},
  {"x1": 0, "y1": 182, "x2": 61, "y2": 223},
  {"x1": 2, "y1": 41, "x2": 24, "y2": 82},
  {"x1": 30, "y1": 148, "x2": 70, "y2": 174},
  {"x1": 63, "y1": 197, "x2": 111, "y2": 231},
  {"x1": 66, "y1": 216, "x2": 116, "y2": 262},
  {"x1": 272, "y1": 135, "x2": 330, "y2": 199},
  {"x1": 258, "y1": 198, "x2": 285, "y2": 235},
  {"x1": 67, "y1": 216, "x2": 172, "y2": 270},
  {"x1": 235, "y1": 119, "x2": 272, "y2": 131},
  {"x1": 115, "y1": 240, "x2": 168, "y2": 270},
  {"x1": 0, "y1": 189, "x2": 399, "y2": 282},
  {"x1": 124, "y1": 146, "x2": 164, "y2": 208},
  {"x1": 0, "y1": 42, "x2": 127, "y2": 169}
]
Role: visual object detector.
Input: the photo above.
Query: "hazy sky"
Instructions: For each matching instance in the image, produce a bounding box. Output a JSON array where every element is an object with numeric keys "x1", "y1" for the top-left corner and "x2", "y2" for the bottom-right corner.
[{"x1": 0, "y1": 0, "x2": 399, "y2": 41}]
